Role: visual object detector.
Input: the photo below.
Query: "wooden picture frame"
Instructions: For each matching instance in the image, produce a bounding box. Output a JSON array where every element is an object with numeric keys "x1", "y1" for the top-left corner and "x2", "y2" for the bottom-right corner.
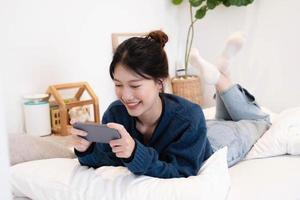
[{"x1": 111, "y1": 32, "x2": 148, "y2": 52}]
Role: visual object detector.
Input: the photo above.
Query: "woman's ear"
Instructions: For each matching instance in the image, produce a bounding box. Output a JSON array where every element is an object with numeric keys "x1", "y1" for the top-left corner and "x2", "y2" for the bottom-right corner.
[
  {"x1": 156, "y1": 78, "x2": 165, "y2": 92},
  {"x1": 158, "y1": 76, "x2": 173, "y2": 94}
]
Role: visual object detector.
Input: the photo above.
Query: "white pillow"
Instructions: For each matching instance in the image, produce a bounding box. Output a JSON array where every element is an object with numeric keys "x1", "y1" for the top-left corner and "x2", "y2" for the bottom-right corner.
[
  {"x1": 9, "y1": 134, "x2": 75, "y2": 166},
  {"x1": 203, "y1": 106, "x2": 216, "y2": 120},
  {"x1": 11, "y1": 147, "x2": 230, "y2": 200},
  {"x1": 246, "y1": 107, "x2": 300, "y2": 159}
]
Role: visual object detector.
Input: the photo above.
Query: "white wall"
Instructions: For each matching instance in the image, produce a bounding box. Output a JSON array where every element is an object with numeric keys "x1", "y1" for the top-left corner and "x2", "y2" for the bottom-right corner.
[
  {"x1": 178, "y1": 0, "x2": 300, "y2": 112},
  {"x1": 2, "y1": 0, "x2": 300, "y2": 134},
  {"x1": 0, "y1": 82, "x2": 12, "y2": 200},
  {"x1": 0, "y1": 0, "x2": 179, "y2": 134}
]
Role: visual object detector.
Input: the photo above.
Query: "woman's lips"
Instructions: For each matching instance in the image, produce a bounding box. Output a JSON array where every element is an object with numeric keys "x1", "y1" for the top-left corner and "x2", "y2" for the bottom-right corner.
[{"x1": 125, "y1": 101, "x2": 140, "y2": 109}]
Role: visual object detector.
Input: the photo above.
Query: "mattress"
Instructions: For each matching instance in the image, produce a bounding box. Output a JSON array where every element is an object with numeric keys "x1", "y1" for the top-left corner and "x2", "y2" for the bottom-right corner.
[{"x1": 227, "y1": 155, "x2": 300, "y2": 200}]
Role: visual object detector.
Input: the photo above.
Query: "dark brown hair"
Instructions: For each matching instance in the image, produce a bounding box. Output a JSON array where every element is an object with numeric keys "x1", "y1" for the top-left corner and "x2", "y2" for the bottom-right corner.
[{"x1": 109, "y1": 30, "x2": 169, "y2": 84}]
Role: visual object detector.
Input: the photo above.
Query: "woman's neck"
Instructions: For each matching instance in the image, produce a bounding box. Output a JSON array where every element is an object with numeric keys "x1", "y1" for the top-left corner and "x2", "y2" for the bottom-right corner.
[{"x1": 136, "y1": 95, "x2": 163, "y2": 128}]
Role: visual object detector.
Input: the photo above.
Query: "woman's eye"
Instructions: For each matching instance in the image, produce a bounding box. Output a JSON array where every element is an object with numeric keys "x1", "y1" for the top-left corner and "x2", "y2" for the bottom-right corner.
[
  {"x1": 130, "y1": 85, "x2": 141, "y2": 89},
  {"x1": 115, "y1": 84, "x2": 122, "y2": 87}
]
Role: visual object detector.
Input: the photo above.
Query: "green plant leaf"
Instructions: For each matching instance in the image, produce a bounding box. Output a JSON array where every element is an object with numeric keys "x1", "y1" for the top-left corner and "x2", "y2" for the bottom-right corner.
[
  {"x1": 195, "y1": 6, "x2": 207, "y2": 19},
  {"x1": 221, "y1": 0, "x2": 254, "y2": 7},
  {"x1": 207, "y1": 0, "x2": 221, "y2": 9},
  {"x1": 239, "y1": 0, "x2": 254, "y2": 6},
  {"x1": 172, "y1": 0, "x2": 184, "y2": 5},
  {"x1": 234, "y1": 0, "x2": 244, "y2": 6},
  {"x1": 189, "y1": 0, "x2": 204, "y2": 7},
  {"x1": 221, "y1": 0, "x2": 230, "y2": 7}
]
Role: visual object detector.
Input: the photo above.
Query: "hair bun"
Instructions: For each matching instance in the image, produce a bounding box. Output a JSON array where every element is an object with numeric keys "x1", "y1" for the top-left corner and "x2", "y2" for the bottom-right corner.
[{"x1": 147, "y1": 30, "x2": 168, "y2": 48}]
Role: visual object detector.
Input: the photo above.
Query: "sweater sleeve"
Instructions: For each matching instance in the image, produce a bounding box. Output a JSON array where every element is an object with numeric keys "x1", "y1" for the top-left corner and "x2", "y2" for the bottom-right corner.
[
  {"x1": 122, "y1": 122, "x2": 212, "y2": 178},
  {"x1": 75, "y1": 143, "x2": 122, "y2": 168}
]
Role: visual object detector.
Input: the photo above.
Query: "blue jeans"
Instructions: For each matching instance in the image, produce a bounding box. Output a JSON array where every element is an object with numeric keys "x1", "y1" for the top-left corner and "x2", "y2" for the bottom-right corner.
[{"x1": 207, "y1": 84, "x2": 271, "y2": 167}]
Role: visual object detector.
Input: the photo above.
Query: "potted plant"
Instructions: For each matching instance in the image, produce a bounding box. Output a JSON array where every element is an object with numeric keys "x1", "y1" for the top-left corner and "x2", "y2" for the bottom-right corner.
[{"x1": 170, "y1": 0, "x2": 254, "y2": 105}]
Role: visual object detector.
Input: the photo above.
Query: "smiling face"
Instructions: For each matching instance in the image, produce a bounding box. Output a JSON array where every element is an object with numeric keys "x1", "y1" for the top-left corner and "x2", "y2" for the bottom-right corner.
[{"x1": 113, "y1": 64, "x2": 163, "y2": 119}]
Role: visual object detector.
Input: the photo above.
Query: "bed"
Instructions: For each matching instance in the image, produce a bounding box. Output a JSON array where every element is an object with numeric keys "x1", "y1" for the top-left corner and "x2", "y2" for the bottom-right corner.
[
  {"x1": 227, "y1": 155, "x2": 300, "y2": 200},
  {"x1": 10, "y1": 107, "x2": 300, "y2": 200}
]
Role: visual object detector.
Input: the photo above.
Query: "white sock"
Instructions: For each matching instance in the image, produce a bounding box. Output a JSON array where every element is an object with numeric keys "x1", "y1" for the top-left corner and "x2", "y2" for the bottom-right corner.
[
  {"x1": 189, "y1": 48, "x2": 220, "y2": 85},
  {"x1": 216, "y1": 31, "x2": 246, "y2": 77}
]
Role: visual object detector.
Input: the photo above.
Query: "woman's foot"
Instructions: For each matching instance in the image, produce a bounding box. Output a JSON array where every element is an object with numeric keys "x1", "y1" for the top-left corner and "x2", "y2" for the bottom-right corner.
[
  {"x1": 189, "y1": 48, "x2": 233, "y2": 91},
  {"x1": 216, "y1": 31, "x2": 246, "y2": 77},
  {"x1": 189, "y1": 48, "x2": 220, "y2": 85}
]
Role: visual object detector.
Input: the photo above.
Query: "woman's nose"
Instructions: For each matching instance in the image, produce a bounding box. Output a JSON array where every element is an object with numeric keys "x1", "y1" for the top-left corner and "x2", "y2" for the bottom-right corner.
[{"x1": 121, "y1": 88, "x2": 134, "y2": 101}]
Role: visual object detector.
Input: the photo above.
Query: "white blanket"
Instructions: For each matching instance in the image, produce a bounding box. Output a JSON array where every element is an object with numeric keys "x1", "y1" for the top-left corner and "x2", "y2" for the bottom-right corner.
[{"x1": 246, "y1": 107, "x2": 300, "y2": 159}]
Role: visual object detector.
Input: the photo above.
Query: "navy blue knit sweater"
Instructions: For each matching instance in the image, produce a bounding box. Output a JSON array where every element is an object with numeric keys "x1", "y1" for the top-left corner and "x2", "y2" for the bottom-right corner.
[{"x1": 75, "y1": 93, "x2": 212, "y2": 178}]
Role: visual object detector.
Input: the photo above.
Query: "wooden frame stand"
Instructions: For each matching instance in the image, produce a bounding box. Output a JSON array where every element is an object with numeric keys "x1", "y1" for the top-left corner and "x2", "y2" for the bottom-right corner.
[
  {"x1": 46, "y1": 82, "x2": 100, "y2": 136},
  {"x1": 111, "y1": 32, "x2": 148, "y2": 52}
]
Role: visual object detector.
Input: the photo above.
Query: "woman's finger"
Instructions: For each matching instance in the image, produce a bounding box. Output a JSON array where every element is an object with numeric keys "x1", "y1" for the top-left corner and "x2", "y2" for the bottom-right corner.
[
  {"x1": 109, "y1": 138, "x2": 123, "y2": 147},
  {"x1": 74, "y1": 138, "x2": 91, "y2": 152},
  {"x1": 111, "y1": 146, "x2": 123, "y2": 153},
  {"x1": 116, "y1": 152, "x2": 126, "y2": 158},
  {"x1": 71, "y1": 128, "x2": 88, "y2": 137},
  {"x1": 106, "y1": 123, "x2": 128, "y2": 138},
  {"x1": 79, "y1": 137, "x2": 90, "y2": 146},
  {"x1": 73, "y1": 136, "x2": 90, "y2": 146},
  {"x1": 77, "y1": 144, "x2": 87, "y2": 152}
]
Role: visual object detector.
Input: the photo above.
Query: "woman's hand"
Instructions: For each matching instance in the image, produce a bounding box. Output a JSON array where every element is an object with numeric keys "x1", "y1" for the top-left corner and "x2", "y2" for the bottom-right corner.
[
  {"x1": 70, "y1": 127, "x2": 92, "y2": 152},
  {"x1": 107, "y1": 122, "x2": 136, "y2": 159}
]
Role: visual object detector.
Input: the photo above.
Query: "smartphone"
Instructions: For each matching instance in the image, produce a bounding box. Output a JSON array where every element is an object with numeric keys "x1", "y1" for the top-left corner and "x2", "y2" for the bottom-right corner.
[{"x1": 73, "y1": 122, "x2": 121, "y2": 143}]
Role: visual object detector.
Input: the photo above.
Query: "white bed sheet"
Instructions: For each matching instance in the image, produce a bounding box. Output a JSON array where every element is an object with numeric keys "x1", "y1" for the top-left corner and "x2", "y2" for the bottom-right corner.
[{"x1": 227, "y1": 155, "x2": 300, "y2": 200}]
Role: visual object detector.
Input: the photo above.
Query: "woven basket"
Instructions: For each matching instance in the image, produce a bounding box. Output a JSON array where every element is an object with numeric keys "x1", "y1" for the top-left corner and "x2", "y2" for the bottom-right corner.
[{"x1": 171, "y1": 75, "x2": 203, "y2": 105}]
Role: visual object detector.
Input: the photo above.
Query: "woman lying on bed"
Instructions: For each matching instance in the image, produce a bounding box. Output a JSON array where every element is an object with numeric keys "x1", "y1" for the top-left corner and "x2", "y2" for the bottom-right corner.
[{"x1": 72, "y1": 30, "x2": 270, "y2": 178}]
